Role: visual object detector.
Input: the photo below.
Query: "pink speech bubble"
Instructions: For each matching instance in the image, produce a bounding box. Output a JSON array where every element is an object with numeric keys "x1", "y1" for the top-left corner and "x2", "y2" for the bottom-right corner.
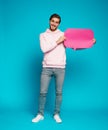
[{"x1": 64, "y1": 28, "x2": 95, "y2": 50}]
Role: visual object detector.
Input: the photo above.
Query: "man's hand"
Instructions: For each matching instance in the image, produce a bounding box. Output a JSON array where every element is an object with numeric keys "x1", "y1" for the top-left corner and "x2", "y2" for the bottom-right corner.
[
  {"x1": 93, "y1": 38, "x2": 96, "y2": 44},
  {"x1": 56, "y1": 35, "x2": 66, "y2": 45}
]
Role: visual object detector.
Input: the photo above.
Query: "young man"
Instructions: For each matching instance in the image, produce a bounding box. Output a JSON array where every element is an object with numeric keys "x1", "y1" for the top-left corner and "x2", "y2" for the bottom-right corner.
[{"x1": 32, "y1": 13, "x2": 66, "y2": 123}]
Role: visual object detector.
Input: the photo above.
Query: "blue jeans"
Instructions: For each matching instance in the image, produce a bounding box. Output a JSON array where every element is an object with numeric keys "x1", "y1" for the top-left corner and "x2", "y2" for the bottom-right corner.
[{"x1": 38, "y1": 67, "x2": 65, "y2": 116}]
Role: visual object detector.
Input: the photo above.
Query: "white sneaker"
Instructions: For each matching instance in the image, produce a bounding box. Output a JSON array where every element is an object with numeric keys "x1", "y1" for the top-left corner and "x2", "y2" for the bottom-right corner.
[
  {"x1": 32, "y1": 114, "x2": 44, "y2": 123},
  {"x1": 54, "y1": 114, "x2": 62, "y2": 123}
]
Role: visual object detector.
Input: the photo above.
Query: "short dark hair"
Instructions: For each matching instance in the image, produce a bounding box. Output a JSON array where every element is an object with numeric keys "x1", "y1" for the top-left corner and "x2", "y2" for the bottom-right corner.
[{"x1": 49, "y1": 13, "x2": 61, "y2": 24}]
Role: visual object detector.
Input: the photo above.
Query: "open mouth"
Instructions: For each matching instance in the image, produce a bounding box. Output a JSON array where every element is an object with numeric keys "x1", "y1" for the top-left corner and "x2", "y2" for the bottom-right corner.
[{"x1": 51, "y1": 25, "x2": 56, "y2": 28}]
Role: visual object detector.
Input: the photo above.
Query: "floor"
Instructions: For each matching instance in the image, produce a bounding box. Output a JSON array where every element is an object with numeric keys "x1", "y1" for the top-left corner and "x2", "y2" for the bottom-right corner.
[{"x1": 0, "y1": 108, "x2": 108, "y2": 130}]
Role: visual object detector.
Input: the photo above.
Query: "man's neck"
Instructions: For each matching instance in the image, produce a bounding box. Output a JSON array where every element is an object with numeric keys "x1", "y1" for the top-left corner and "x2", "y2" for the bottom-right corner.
[{"x1": 49, "y1": 28, "x2": 58, "y2": 32}]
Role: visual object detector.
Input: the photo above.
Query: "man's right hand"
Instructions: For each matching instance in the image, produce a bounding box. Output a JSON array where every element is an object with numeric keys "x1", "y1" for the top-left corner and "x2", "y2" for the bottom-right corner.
[{"x1": 56, "y1": 35, "x2": 66, "y2": 45}]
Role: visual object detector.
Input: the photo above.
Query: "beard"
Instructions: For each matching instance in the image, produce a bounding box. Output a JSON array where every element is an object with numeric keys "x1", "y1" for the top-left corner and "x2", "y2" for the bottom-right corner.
[{"x1": 49, "y1": 25, "x2": 58, "y2": 31}]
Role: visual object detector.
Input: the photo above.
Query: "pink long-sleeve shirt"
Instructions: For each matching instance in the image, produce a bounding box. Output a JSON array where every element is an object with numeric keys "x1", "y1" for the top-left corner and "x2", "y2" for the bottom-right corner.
[{"x1": 40, "y1": 29, "x2": 66, "y2": 68}]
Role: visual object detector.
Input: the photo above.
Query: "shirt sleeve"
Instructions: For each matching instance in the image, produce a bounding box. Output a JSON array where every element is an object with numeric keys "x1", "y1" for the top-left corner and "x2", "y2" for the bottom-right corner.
[{"x1": 39, "y1": 33, "x2": 57, "y2": 53}]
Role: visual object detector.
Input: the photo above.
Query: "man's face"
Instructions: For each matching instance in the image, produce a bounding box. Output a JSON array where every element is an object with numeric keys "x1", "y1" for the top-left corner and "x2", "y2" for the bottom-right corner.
[{"x1": 49, "y1": 17, "x2": 60, "y2": 31}]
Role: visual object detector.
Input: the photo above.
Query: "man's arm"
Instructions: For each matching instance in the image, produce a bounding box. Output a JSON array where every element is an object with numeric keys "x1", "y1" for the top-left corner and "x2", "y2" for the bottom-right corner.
[
  {"x1": 40, "y1": 34, "x2": 66, "y2": 53},
  {"x1": 56, "y1": 36, "x2": 66, "y2": 45},
  {"x1": 40, "y1": 34, "x2": 57, "y2": 53}
]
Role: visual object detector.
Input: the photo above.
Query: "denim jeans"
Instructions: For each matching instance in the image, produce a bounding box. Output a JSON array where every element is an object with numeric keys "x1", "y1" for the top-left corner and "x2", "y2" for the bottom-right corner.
[{"x1": 38, "y1": 67, "x2": 65, "y2": 116}]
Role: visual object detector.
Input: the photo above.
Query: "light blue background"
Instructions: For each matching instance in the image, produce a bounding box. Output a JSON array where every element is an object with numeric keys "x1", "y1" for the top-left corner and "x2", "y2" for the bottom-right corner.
[{"x1": 0, "y1": 0, "x2": 108, "y2": 130}]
